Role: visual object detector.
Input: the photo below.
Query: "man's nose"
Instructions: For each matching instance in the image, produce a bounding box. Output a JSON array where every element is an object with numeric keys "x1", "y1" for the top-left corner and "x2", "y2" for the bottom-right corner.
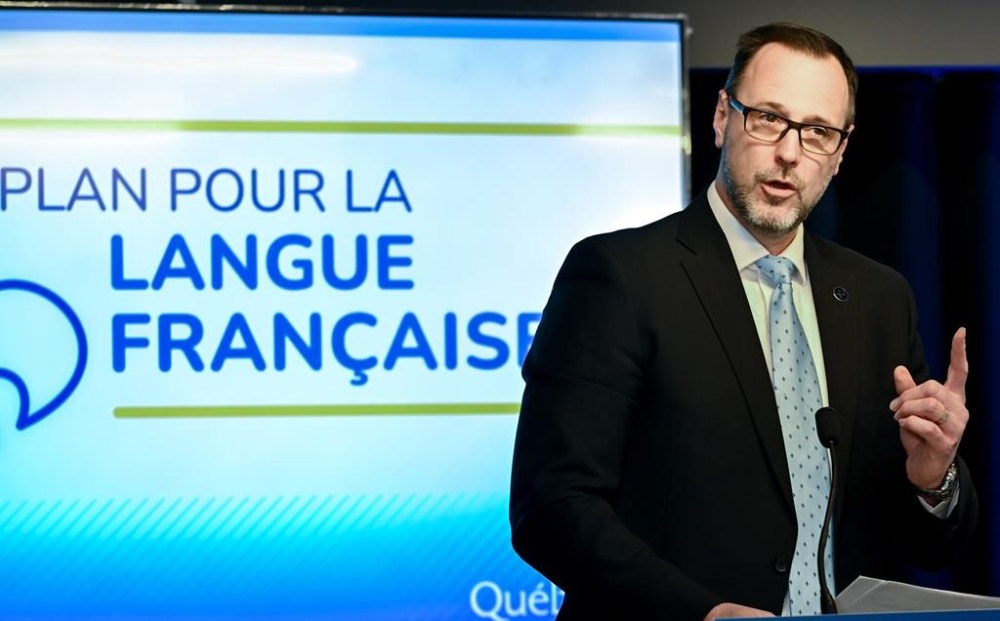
[{"x1": 774, "y1": 128, "x2": 802, "y2": 165}]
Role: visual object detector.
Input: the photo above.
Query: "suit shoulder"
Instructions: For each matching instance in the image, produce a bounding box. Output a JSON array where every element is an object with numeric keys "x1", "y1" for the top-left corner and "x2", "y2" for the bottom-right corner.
[
  {"x1": 569, "y1": 211, "x2": 682, "y2": 263},
  {"x1": 808, "y1": 233, "x2": 912, "y2": 289}
]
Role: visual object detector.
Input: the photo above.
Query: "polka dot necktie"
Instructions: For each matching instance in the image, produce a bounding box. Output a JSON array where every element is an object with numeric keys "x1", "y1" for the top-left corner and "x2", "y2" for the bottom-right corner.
[{"x1": 755, "y1": 255, "x2": 833, "y2": 616}]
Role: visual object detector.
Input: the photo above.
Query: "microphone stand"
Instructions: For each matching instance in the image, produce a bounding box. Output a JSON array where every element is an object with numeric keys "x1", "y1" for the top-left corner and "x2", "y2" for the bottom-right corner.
[
  {"x1": 818, "y1": 443, "x2": 838, "y2": 614},
  {"x1": 815, "y1": 407, "x2": 840, "y2": 614}
]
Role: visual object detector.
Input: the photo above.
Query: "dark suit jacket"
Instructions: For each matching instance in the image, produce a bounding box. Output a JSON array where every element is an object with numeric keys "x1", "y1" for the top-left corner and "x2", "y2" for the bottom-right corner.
[{"x1": 509, "y1": 192, "x2": 977, "y2": 620}]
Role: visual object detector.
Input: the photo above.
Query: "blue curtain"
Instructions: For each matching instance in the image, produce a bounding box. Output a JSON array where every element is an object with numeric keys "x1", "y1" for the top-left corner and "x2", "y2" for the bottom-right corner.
[{"x1": 691, "y1": 67, "x2": 1000, "y2": 597}]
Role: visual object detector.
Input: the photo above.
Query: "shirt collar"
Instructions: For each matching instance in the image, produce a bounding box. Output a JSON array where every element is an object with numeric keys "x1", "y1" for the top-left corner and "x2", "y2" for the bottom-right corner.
[{"x1": 706, "y1": 180, "x2": 808, "y2": 285}]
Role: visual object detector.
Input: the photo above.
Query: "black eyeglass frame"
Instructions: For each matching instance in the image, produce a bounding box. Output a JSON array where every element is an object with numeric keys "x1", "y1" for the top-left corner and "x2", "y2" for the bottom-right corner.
[{"x1": 726, "y1": 92, "x2": 851, "y2": 156}]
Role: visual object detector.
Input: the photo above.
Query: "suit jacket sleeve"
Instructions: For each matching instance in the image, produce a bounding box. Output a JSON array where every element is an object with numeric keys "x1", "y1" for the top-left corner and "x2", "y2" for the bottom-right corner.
[
  {"x1": 883, "y1": 281, "x2": 978, "y2": 570},
  {"x1": 509, "y1": 235, "x2": 724, "y2": 620},
  {"x1": 812, "y1": 238, "x2": 979, "y2": 586}
]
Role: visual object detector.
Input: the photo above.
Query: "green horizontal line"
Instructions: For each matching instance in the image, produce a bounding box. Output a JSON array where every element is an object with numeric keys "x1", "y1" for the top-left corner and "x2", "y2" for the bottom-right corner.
[
  {"x1": 114, "y1": 402, "x2": 521, "y2": 418},
  {"x1": 0, "y1": 118, "x2": 678, "y2": 137}
]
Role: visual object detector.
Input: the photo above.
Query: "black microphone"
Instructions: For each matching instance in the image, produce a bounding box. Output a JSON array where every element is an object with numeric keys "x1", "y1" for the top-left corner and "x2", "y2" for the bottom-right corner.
[{"x1": 815, "y1": 406, "x2": 840, "y2": 614}]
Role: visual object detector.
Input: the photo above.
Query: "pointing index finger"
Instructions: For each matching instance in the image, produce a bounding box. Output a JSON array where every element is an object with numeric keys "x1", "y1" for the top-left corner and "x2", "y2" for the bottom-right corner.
[{"x1": 945, "y1": 327, "x2": 968, "y2": 399}]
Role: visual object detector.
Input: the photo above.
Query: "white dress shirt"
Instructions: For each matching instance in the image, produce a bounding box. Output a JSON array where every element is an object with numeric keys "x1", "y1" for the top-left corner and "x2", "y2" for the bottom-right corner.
[{"x1": 706, "y1": 182, "x2": 830, "y2": 407}]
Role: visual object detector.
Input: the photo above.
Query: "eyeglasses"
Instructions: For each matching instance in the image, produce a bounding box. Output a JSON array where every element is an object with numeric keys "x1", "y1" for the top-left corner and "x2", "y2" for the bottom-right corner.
[{"x1": 727, "y1": 92, "x2": 850, "y2": 156}]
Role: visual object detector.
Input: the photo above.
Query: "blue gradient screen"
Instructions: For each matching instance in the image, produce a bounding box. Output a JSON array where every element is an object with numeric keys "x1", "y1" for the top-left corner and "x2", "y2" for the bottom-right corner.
[{"x1": 0, "y1": 7, "x2": 686, "y2": 619}]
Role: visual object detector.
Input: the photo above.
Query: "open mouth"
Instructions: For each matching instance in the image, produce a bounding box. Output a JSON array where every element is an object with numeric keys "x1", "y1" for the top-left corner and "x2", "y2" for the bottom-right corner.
[
  {"x1": 764, "y1": 179, "x2": 796, "y2": 191},
  {"x1": 761, "y1": 179, "x2": 798, "y2": 197}
]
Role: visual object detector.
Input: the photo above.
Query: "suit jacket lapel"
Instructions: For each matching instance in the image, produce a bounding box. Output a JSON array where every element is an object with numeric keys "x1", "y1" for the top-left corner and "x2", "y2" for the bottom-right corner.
[
  {"x1": 677, "y1": 195, "x2": 795, "y2": 514},
  {"x1": 804, "y1": 233, "x2": 860, "y2": 523}
]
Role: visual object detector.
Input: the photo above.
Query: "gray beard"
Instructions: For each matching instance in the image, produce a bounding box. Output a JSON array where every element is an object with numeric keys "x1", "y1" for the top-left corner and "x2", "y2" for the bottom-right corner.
[{"x1": 719, "y1": 145, "x2": 821, "y2": 239}]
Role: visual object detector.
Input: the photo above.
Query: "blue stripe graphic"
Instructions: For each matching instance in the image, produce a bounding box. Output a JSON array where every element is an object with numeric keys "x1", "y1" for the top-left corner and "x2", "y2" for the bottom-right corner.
[
  {"x1": 0, "y1": 9, "x2": 682, "y2": 41},
  {"x1": 0, "y1": 494, "x2": 555, "y2": 619}
]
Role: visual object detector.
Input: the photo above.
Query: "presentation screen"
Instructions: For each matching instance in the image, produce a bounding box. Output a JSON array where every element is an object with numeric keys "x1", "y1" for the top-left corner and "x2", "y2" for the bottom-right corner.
[{"x1": 0, "y1": 5, "x2": 687, "y2": 619}]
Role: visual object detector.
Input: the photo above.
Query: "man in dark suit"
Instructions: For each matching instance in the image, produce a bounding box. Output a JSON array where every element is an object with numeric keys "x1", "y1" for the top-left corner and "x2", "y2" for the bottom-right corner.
[{"x1": 509, "y1": 22, "x2": 977, "y2": 620}]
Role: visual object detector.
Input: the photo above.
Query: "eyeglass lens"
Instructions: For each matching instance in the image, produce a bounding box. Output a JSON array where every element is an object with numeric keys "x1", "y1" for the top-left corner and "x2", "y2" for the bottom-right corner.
[{"x1": 745, "y1": 110, "x2": 840, "y2": 154}]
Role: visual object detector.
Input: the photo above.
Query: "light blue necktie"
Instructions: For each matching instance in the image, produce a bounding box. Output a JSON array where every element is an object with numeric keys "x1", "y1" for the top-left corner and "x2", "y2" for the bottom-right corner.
[{"x1": 755, "y1": 255, "x2": 834, "y2": 616}]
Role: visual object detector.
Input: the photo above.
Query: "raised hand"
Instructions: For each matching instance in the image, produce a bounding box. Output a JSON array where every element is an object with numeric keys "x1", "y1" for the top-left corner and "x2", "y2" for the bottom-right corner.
[{"x1": 890, "y1": 328, "x2": 968, "y2": 490}]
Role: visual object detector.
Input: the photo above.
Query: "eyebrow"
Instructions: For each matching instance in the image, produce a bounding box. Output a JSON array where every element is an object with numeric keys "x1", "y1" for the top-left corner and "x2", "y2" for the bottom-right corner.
[{"x1": 752, "y1": 100, "x2": 840, "y2": 128}]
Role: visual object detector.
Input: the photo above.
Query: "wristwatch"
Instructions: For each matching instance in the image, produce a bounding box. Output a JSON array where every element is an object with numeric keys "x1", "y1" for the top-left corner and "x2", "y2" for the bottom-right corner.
[{"x1": 914, "y1": 461, "x2": 959, "y2": 504}]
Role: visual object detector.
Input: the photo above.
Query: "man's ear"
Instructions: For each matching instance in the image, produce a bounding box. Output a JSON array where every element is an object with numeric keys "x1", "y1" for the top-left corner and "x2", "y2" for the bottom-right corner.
[
  {"x1": 832, "y1": 125, "x2": 854, "y2": 175},
  {"x1": 712, "y1": 89, "x2": 729, "y2": 149}
]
